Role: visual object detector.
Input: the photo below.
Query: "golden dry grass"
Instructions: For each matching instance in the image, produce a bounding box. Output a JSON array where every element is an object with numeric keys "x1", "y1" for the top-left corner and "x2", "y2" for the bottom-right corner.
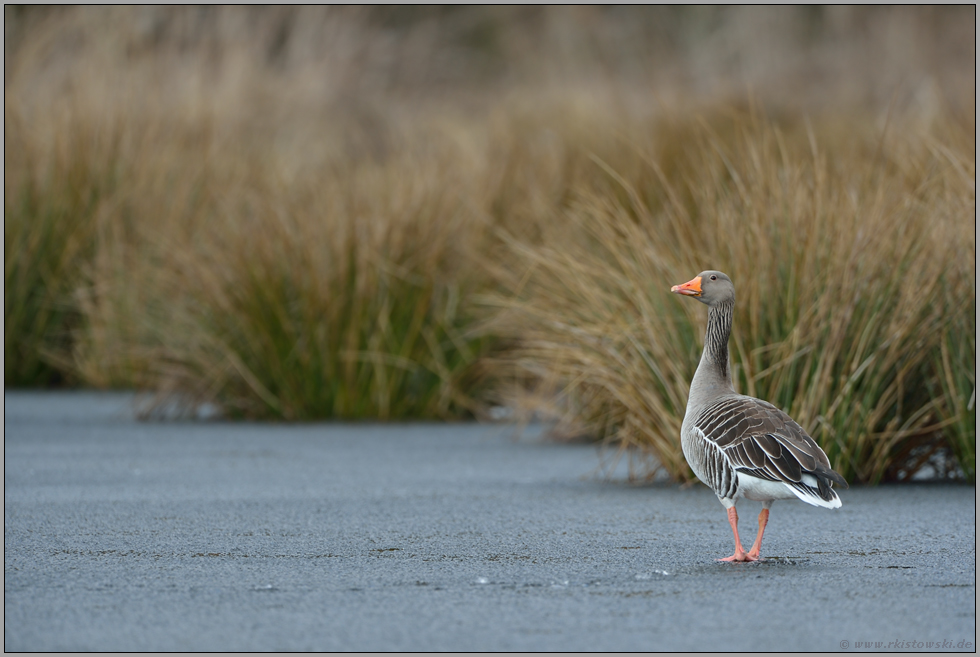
[
  {"x1": 4, "y1": 6, "x2": 975, "y2": 480},
  {"x1": 485, "y1": 106, "x2": 975, "y2": 484}
]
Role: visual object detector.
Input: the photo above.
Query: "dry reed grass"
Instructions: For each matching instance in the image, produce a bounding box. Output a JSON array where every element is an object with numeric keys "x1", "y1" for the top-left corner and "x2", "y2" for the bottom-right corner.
[
  {"x1": 4, "y1": 6, "x2": 974, "y2": 480},
  {"x1": 486, "y1": 107, "x2": 975, "y2": 484},
  {"x1": 39, "y1": 114, "x2": 502, "y2": 420}
]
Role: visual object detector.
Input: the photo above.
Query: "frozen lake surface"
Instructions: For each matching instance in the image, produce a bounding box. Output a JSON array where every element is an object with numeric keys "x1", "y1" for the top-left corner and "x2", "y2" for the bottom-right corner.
[{"x1": 4, "y1": 391, "x2": 976, "y2": 651}]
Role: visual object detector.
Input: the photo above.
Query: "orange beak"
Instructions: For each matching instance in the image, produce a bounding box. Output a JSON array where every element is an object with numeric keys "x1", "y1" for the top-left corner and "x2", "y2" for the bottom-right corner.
[{"x1": 671, "y1": 276, "x2": 702, "y2": 297}]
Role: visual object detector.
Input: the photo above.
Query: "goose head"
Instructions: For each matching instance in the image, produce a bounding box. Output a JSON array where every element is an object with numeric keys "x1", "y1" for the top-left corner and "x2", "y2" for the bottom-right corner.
[{"x1": 670, "y1": 270, "x2": 735, "y2": 307}]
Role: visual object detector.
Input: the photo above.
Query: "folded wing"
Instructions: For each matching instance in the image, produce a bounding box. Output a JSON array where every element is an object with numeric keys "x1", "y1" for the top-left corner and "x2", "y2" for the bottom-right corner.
[{"x1": 692, "y1": 395, "x2": 848, "y2": 503}]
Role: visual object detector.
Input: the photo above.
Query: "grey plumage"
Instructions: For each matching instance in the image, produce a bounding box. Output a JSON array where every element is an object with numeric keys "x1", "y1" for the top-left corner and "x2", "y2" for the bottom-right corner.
[
  {"x1": 688, "y1": 394, "x2": 847, "y2": 503},
  {"x1": 672, "y1": 270, "x2": 847, "y2": 560}
]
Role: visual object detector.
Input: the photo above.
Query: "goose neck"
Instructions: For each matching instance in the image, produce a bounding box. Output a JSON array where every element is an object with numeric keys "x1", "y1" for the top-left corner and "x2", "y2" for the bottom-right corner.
[{"x1": 692, "y1": 300, "x2": 735, "y2": 400}]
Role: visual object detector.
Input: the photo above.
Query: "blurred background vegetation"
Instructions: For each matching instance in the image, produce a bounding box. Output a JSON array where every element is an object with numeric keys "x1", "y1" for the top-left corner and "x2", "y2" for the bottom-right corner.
[{"x1": 4, "y1": 6, "x2": 975, "y2": 483}]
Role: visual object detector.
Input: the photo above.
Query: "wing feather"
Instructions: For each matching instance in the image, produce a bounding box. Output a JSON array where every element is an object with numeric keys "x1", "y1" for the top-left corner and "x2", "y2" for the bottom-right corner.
[{"x1": 691, "y1": 395, "x2": 847, "y2": 502}]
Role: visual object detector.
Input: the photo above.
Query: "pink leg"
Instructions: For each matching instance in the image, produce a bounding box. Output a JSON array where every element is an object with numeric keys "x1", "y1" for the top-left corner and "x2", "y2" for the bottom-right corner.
[
  {"x1": 718, "y1": 507, "x2": 757, "y2": 562},
  {"x1": 746, "y1": 508, "x2": 769, "y2": 561}
]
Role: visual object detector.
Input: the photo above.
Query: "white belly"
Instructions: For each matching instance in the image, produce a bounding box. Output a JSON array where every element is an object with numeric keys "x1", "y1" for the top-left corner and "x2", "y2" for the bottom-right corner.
[
  {"x1": 735, "y1": 472, "x2": 800, "y2": 502},
  {"x1": 736, "y1": 471, "x2": 842, "y2": 509}
]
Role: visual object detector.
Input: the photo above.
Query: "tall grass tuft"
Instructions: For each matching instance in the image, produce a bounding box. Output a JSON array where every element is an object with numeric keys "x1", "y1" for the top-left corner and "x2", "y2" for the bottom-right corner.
[
  {"x1": 489, "y1": 109, "x2": 975, "y2": 484},
  {"x1": 927, "y1": 113, "x2": 977, "y2": 482},
  {"x1": 147, "y1": 151, "x2": 492, "y2": 420},
  {"x1": 4, "y1": 110, "x2": 124, "y2": 385},
  {"x1": 65, "y1": 121, "x2": 497, "y2": 420}
]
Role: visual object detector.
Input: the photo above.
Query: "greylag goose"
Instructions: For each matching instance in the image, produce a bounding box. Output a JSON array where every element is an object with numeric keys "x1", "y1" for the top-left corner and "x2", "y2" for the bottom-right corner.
[{"x1": 671, "y1": 271, "x2": 847, "y2": 562}]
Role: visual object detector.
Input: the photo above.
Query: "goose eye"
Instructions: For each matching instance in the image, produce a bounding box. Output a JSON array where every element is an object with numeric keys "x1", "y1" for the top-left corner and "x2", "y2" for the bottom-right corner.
[{"x1": 710, "y1": 275, "x2": 717, "y2": 280}]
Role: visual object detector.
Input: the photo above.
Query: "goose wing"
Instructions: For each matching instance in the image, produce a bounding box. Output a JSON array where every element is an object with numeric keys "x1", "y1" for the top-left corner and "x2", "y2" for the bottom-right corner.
[{"x1": 692, "y1": 395, "x2": 848, "y2": 502}]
